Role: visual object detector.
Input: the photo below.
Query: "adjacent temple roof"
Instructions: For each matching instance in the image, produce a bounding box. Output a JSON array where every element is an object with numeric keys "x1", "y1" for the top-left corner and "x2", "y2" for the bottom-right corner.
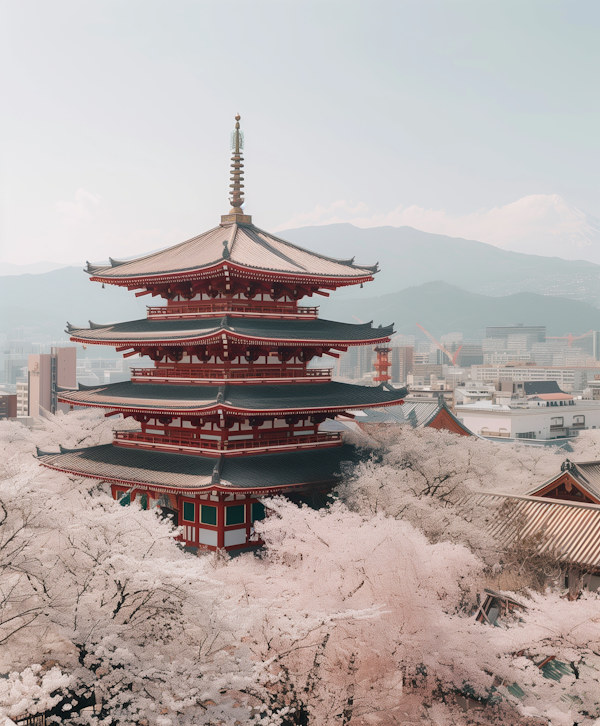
[
  {"x1": 65, "y1": 316, "x2": 394, "y2": 347},
  {"x1": 466, "y1": 491, "x2": 600, "y2": 571},
  {"x1": 85, "y1": 223, "x2": 378, "y2": 284},
  {"x1": 58, "y1": 380, "x2": 407, "y2": 415},
  {"x1": 527, "y1": 459, "x2": 600, "y2": 504},
  {"x1": 320, "y1": 398, "x2": 473, "y2": 437},
  {"x1": 354, "y1": 398, "x2": 472, "y2": 435},
  {"x1": 36, "y1": 443, "x2": 362, "y2": 492}
]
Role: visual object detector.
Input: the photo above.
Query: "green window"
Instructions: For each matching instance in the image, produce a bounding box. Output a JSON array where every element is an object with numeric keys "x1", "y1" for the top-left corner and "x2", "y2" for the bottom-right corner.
[
  {"x1": 251, "y1": 502, "x2": 266, "y2": 522},
  {"x1": 182, "y1": 501, "x2": 195, "y2": 522},
  {"x1": 201, "y1": 505, "x2": 217, "y2": 526},
  {"x1": 226, "y1": 504, "x2": 245, "y2": 526}
]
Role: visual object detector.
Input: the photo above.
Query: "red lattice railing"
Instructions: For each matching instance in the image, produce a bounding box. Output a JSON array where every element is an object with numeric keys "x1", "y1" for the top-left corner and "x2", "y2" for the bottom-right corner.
[
  {"x1": 147, "y1": 302, "x2": 319, "y2": 319},
  {"x1": 114, "y1": 430, "x2": 341, "y2": 453},
  {"x1": 130, "y1": 366, "x2": 332, "y2": 381}
]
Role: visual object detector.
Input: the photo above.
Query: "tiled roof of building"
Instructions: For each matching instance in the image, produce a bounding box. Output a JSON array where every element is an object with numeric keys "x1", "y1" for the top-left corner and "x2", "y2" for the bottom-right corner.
[
  {"x1": 528, "y1": 460, "x2": 600, "y2": 503},
  {"x1": 467, "y1": 491, "x2": 600, "y2": 570},
  {"x1": 86, "y1": 223, "x2": 378, "y2": 283},
  {"x1": 523, "y1": 381, "x2": 566, "y2": 396},
  {"x1": 352, "y1": 398, "x2": 465, "y2": 427},
  {"x1": 58, "y1": 381, "x2": 407, "y2": 414},
  {"x1": 66, "y1": 316, "x2": 394, "y2": 346},
  {"x1": 37, "y1": 442, "x2": 361, "y2": 492},
  {"x1": 320, "y1": 397, "x2": 474, "y2": 436}
]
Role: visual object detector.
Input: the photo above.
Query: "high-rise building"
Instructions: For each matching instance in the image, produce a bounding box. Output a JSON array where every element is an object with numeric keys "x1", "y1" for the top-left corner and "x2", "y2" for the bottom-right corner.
[
  {"x1": 486, "y1": 324, "x2": 546, "y2": 344},
  {"x1": 593, "y1": 332, "x2": 600, "y2": 361},
  {"x1": 37, "y1": 117, "x2": 406, "y2": 552},
  {"x1": 27, "y1": 347, "x2": 77, "y2": 418},
  {"x1": 390, "y1": 346, "x2": 413, "y2": 383}
]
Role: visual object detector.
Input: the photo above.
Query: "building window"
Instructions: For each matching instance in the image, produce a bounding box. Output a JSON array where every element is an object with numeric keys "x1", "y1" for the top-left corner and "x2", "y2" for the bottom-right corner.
[
  {"x1": 550, "y1": 417, "x2": 564, "y2": 429},
  {"x1": 573, "y1": 415, "x2": 585, "y2": 428},
  {"x1": 226, "y1": 504, "x2": 245, "y2": 526},
  {"x1": 516, "y1": 432, "x2": 536, "y2": 439},
  {"x1": 116, "y1": 490, "x2": 125, "y2": 500},
  {"x1": 183, "y1": 501, "x2": 195, "y2": 522},
  {"x1": 200, "y1": 505, "x2": 217, "y2": 526},
  {"x1": 251, "y1": 502, "x2": 266, "y2": 522}
]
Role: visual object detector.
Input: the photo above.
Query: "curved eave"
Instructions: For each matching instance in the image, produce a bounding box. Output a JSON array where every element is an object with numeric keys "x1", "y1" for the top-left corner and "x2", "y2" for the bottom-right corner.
[
  {"x1": 38, "y1": 458, "x2": 333, "y2": 495},
  {"x1": 57, "y1": 393, "x2": 407, "y2": 417},
  {"x1": 66, "y1": 330, "x2": 393, "y2": 348},
  {"x1": 89, "y1": 259, "x2": 375, "y2": 288}
]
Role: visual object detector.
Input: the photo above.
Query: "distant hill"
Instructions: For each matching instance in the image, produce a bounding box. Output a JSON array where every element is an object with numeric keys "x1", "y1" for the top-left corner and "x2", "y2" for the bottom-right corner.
[
  {"x1": 1, "y1": 267, "x2": 598, "y2": 343},
  {"x1": 320, "y1": 281, "x2": 600, "y2": 338},
  {"x1": 0, "y1": 260, "x2": 78, "y2": 276},
  {"x1": 0, "y1": 267, "x2": 144, "y2": 339},
  {"x1": 282, "y1": 224, "x2": 600, "y2": 306}
]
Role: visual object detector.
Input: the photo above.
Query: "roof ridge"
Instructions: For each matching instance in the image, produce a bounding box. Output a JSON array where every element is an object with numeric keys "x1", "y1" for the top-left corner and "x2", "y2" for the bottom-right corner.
[
  {"x1": 248, "y1": 223, "x2": 379, "y2": 274},
  {"x1": 473, "y1": 490, "x2": 600, "y2": 511},
  {"x1": 86, "y1": 225, "x2": 224, "y2": 275}
]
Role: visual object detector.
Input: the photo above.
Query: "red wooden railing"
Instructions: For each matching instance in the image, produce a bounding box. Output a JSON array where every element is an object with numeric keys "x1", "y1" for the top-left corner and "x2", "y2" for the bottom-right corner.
[
  {"x1": 130, "y1": 366, "x2": 332, "y2": 381},
  {"x1": 147, "y1": 301, "x2": 319, "y2": 319},
  {"x1": 114, "y1": 430, "x2": 341, "y2": 453}
]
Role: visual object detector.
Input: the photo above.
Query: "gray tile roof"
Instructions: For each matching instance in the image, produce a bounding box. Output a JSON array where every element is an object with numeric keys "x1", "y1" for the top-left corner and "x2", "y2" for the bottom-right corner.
[
  {"x1": 465, "y1": 491, "x2": 600, "y2": 570},
  {"x1": 86, "y1": 223, "x2": 378, "y2": 282},
  {"x1": 66, "y1": 316, "x2": 394, "y2": 346},
  {"x1": 528, "y1": 460, "x2": 600, "y2": 502},
  {"x1": 37, "y1": 443, "x2": 361, "y2": 492},
  {"x1": 58, "y1": 381, "x2": 408, "y2": 414}
]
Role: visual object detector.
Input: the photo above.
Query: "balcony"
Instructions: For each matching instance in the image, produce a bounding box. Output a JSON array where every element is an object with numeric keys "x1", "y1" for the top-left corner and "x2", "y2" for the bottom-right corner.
[
  {"x1": 130, "y1": 366, "x2": 332, "y2": 384},
  {"x1": 113, "y1": 430, "x2": 342, "y2": 456},
  {"x1": 147, "y1": 301, "x2": 319, "y2": 320}
]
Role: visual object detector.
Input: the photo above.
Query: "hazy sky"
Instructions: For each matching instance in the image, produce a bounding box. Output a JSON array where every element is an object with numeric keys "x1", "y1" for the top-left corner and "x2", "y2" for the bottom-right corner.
[{"x1": 1, "y1": 0, "x2": 598, "y2": 265}]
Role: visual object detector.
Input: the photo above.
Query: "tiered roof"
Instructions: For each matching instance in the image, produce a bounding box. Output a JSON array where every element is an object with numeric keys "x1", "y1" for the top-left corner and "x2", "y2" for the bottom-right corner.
[
  {"x1": 66, "y1": 317, "x2": 394, "y2": 347},
  {"x1": 86, "y1": 223, "x2": 377, "y2": 287},
  {"x1": 40, "y1": 115, "x2": 402, "y2": 522},
  {"x1": 58, "y1": 380, "x2": 406, "y2": 415},
  {"x1": 37, "y1": 443, "x2": 361, "y2": 493}
]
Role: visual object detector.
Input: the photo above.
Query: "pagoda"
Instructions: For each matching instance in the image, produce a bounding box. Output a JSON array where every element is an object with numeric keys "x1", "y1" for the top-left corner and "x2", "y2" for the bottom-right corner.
[{"x1": 37, "y1": 116, "x2": 406, "y2": 551}]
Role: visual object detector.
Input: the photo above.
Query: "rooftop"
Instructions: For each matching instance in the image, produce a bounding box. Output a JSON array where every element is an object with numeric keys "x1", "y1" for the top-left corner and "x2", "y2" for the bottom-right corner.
[
  {"x1": 58, "y1": 380, "x2": 407, "y2": 415},
  {"x1": 86, "y1": 223, "x2": 378, "y2": 285},
  {"x1": 466, "y1": 491, "x2": 600, "y2": 570},
  {"x1": 37, "y1": 442, "x2": 362, "y2": 493},
  {"x1": 528, "y1": 459, "x2": 600, "y2": 503},
  {"x1": 66, "y1": 316, "x2": 394, "y2": 347}
]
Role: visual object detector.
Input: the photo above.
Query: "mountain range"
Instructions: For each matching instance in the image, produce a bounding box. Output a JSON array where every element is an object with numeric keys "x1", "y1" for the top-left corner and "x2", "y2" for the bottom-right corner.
[
  {"x1": 282, "y1": 195, "x2": 600, "y2": 264},
  {"x1": 283, "y1": 224, "x2": 600, "y2": 307},
  {"x1": 320, "y1": 281, "x2": 600, "y2": 338},
  {"x1": 1, "y1": 266, "x2": 599, "y2": 343}
]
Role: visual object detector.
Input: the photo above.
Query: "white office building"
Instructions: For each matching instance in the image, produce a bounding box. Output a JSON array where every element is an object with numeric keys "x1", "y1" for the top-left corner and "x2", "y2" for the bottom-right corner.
[
  {"x1": 471, "y1": 365, "x2": 600, "y2": 393},
  {"x1": 456, "y1": 399, "x2": 600, "y2": 441}
]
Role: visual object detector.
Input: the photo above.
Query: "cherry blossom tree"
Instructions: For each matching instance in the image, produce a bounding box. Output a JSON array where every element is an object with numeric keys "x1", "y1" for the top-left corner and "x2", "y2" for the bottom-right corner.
[
  {"x1": 0, "y1": 414, "x2": 259, "y2": 726},
  {"x1": 3, "y1": 412, "x2": 600, "y2": 726}
]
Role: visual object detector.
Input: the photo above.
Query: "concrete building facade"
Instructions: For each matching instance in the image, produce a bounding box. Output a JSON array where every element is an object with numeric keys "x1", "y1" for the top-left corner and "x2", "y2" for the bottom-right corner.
[{"x1": 27, "y1": 347, "x2": 77, "y2": 418}]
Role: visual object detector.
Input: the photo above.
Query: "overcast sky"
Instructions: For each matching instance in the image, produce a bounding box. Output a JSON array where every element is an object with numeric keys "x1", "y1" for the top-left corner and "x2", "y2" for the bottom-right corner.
[{"x1": 1, "y1": 0, "x2": 598, "y2": 265}]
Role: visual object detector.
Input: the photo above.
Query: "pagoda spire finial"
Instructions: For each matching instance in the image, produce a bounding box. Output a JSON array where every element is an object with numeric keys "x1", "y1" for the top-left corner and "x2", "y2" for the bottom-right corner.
[{"x1": 221, "y1": 114, "x2": 252, "y2": 226}]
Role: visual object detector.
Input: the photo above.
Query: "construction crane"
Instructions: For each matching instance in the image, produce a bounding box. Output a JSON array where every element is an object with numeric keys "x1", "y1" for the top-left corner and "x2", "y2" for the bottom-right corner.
[
  {"x1": 546, "y1": 330, "x2": 593, "y2": 347},
  {"x1": 416, "y1": 323, "x2": 462, "y2": 366}
]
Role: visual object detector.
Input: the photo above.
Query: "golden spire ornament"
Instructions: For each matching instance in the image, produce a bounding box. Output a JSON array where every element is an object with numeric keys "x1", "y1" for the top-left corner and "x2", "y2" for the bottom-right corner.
[{"x1": 221, "y1": 114, "x2": 252, "y2": 225}]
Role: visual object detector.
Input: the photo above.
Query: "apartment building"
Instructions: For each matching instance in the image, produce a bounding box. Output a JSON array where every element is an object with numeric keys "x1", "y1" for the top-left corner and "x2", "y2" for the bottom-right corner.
[{"x1": 471, "y1": 365, "x2": 600, "y2": 393}]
